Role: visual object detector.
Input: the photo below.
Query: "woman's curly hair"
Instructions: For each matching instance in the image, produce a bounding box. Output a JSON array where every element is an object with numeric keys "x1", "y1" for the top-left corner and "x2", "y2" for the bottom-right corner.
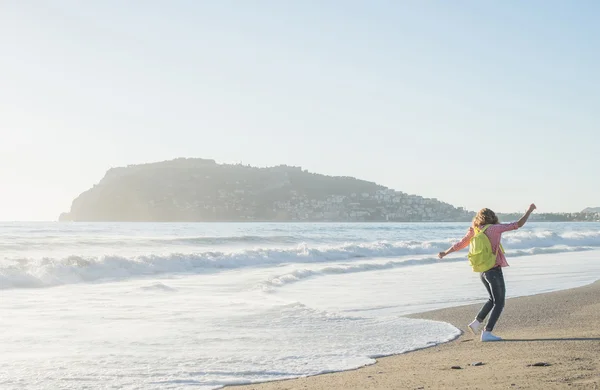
[{"x1": 472, "y1": 208, "x2": 499, "y2": 228}]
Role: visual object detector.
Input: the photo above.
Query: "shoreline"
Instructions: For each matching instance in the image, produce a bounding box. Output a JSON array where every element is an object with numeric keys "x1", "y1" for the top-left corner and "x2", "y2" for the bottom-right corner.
[
  {"x1": 230, "y1": 279, "x2": 600, "y2": 389},
  {"x1": 54, "y1": 220, "x2": 599, "y2": 224}
]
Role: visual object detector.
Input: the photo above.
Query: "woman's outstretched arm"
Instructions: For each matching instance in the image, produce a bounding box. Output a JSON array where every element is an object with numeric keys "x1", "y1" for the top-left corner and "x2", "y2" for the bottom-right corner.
[
  {"x1": 438, "y1": 228, "x2": 473, "y2": 259},
  {"x1": 517, "y1": 203, "x2": 537, "y2": 227}
]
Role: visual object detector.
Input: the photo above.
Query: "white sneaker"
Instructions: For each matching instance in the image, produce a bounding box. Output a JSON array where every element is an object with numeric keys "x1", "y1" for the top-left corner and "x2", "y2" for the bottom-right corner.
[
  {"x1": 468, "y1": 319, "x2": 481, "y2": 335},
  {"x1": 481, "y1": 331, "x2": 502, "y2": 342}
]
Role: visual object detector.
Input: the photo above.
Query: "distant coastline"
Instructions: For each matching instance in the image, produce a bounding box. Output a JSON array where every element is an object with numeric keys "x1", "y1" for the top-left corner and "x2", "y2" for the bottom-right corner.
[
  {"x1": 497, "y1": 212, "x2": 600, "y2": 223},
  {"x1": 55, "y1": 219, "x2": 600, "y2": 224},
  {"x1": 59, "y1": 158, "x2": 600, "y2": 223}
]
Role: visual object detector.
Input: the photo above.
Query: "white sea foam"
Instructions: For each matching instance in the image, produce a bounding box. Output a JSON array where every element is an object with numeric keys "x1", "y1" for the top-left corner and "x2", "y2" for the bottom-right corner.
[
  {"x1": 139, "y1": 282, "x2": 178, "y2": 292},
  {"x1": 0, "y1": 289, "x2": 460, "y2": 390},
  {"x1": 2, "y1": 228, "x2": 599, "y2": 289}
]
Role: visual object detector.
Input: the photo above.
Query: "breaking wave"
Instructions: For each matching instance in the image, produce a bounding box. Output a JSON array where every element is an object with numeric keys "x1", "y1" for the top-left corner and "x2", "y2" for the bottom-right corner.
[
  {"x1": 1, "y1": 229, "x2": 599, "y2": 290},
  {"x1": 259, "y1": 246, "x2": 595, "y2": 290}
]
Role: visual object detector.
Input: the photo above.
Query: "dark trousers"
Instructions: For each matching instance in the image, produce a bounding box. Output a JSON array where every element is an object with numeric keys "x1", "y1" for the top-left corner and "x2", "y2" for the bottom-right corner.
[{"x1": 476, "y1": 267, "x2": 506, "y2": 331}]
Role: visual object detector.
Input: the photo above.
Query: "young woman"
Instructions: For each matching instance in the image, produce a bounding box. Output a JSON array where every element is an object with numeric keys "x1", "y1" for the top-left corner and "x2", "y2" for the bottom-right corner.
[{"x1": 438, "y1": 203, "x2": 537, "y2": 342}]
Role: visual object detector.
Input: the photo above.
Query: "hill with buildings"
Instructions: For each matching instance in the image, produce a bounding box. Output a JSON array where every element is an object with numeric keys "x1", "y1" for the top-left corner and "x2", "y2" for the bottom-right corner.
[
  {"x1": 582, "y1": 207, "x2": 600, "y2": 213},
  {"x1": 59, "y1": 158, "x2": 471, "y2": 222}
]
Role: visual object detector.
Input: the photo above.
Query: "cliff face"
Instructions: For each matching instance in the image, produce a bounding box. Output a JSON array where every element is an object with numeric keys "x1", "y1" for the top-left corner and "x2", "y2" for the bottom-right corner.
[{"x1": 59, "y1": 158, "x2": 471, "y2": 222}]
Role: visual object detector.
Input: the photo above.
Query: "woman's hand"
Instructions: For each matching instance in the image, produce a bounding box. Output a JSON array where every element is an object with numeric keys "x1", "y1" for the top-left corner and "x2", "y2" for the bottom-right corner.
[
  {"x1": 438, "y1": 251, "x2": 447, "y2": 259},
  {"x1": 518, "y1": 204, "x2": 537, "y2": 227}
]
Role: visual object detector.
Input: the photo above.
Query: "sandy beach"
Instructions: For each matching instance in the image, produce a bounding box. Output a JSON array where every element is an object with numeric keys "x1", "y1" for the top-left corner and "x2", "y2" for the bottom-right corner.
[{"x1": 231, "y1": 280, "x2": 600, "y2": 389}]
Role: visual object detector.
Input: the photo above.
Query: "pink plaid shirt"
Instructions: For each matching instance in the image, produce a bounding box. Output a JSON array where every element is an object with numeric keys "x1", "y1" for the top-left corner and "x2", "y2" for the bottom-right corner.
[{"x1": 451, "y1": 222, "x2": 520, "y2": 268}]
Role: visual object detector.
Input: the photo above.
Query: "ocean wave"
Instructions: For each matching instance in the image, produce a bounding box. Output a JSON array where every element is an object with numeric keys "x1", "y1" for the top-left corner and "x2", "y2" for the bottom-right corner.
[
  {"x1": 139, "y1": 282, "x2": 177, "y2": 292},
  {"x1": 2, "y1": 229, "x2": 599, "y2": 290},
  {"x1": 2, "y1": 228, "x2": 599, "y2": 251},
  {"x1": 259, "y1": 257, "x2": 447, "y2": 290},
  {"x1": 0, "y1": 235, "x2": 301, "y2": 249},
  {"x1": 157, "y1": 235, "x2": 300, "y2": 245},
  {"x1": 258, "y1": 245, "x2": 595, "y2": 291},
  {"x1": 503, "y1": 230, "x2": 600, "y2": 248},
  {"x1": 0, "y1": 241, "x2": 445, "y2": 289}
]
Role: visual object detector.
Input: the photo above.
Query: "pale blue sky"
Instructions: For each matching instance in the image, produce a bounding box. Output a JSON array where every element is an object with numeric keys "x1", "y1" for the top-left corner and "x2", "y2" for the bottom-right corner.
[{"x1": 1, "y1": 1, "x2": 598, "y2": 220}]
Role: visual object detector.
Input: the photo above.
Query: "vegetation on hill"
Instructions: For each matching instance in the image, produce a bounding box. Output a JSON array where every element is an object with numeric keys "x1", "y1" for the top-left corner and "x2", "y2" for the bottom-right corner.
[{"x1": 59, "y1": 158, "x2": 469, "y2": 222}]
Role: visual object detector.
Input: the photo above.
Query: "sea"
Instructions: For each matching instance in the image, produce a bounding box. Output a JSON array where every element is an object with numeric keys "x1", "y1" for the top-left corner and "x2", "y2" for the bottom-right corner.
[{"x1": 1, "y1": 221, "x2": 600, "y2": 389}]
